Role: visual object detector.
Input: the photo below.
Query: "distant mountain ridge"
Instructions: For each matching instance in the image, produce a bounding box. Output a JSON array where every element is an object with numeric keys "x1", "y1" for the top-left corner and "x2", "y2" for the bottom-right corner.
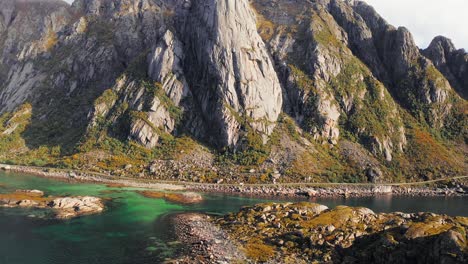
[{"x1": 0, "y1": 0, "x2": 466, "y2": 184}]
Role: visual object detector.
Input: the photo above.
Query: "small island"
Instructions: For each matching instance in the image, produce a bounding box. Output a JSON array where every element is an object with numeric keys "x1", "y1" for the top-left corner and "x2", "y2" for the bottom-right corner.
[
  {"x1": 0, "y1": 189, "x2": 104, "y2": 219},
  {"x1": 139, "y1": 191, "x2": 203, "y2": 205}
]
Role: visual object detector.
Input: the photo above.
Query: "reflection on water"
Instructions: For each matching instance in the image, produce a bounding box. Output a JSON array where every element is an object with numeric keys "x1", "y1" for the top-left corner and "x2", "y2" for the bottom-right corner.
[{"x1": 0, "y1": 172, "x2": 467, "y2": 264}]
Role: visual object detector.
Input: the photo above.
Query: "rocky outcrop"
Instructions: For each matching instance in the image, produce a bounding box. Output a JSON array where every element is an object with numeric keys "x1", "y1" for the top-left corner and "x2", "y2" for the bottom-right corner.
[
  {"x1": 327, "y1": 0, "x2": 388, "y2": 81},
  {"x1": 218, "y1": 202, "x2": 468, "y2": 263},
  {"x1": 272, "y1": 4, "x2": 345, "y2": 144},
  {"x1": 423, "y1": 36, "x2": 468, "y2": 99},
  {"x1": 0, "y1": 189, "x2": 104, "y2": 219},
  {"x1": 86, "y1": 75, "x2": 182, "y2": 149},
  {"x1": 282, "y1": 65, "x2": 341, "y2": 144},
  {"x1": 50, "y1": 196, "x2": 104, "y2": 219},
  {"x1": 147, "y1": 30, "x2": 189, "y2": 106}
]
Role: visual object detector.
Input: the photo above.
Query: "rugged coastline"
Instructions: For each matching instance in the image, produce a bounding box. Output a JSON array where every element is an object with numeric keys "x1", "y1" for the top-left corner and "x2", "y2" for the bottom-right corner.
[
  {"x1": 0, "y1": 163, "x2": 467, "y2": 263},
  {"x1": 0, "y1": 163, "x2": 185, "y2": 191},
  {"x1": 188, "y1": 181, "x2": 468, "y2": 198},
  {"x1": 211, "y1": 202, "x2": 468, "y2": 263},
  {"x1": 167, "y1": 203, "x2": 468, "y2": 263},
  {"x1": 1, "y1": 164, "x2": 467, "y2": 198},
  {"x1": 169, "y1": 213, "x2": 246, "y2": 264}
]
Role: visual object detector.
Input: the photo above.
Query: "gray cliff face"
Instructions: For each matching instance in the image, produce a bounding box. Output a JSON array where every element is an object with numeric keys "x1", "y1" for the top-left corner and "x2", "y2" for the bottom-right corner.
[
  {"x1": 147, "y1": 30, "x2": 189, "y2": 106},
  {"x1": 181, "y1": 0, "x2": 283, "y2": 148},
  {"x1": 0, "y1": 0, "x2": 466, "y2": 180},
  {"x1": 0, "y1": 0, "x2": 70, "y2": 85},
  {"x1": 0, "y1": 0, "x2": 70, "y2": 60},
  {"x1": 88, "y1": 29, "x2": 190, "y2": 149},
  {"x1": 83, "y1": 0, "x2": 283, "y2": 149},
  {"x1": 423, "y1": 36, "x2": 468, "y2": 99}
]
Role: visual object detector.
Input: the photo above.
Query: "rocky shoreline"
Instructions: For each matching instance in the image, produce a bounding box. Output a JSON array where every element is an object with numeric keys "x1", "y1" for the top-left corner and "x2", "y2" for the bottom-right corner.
[
  {"x1": 0, "y1": 164, "x2": 184, "y2": 191},
  {"x1": 214, "y1": 202, "x2": 468, "y2": 263},
  {"x1": 167, "y1": 203, "x2": 468, "y2": 263},
  {"x1": 188, "y1": 182, "x2": 468, "y2": 198},
  {"x1": 168, "y1": 213, "x2": 246, "y2": 264},
  {"x1": 1, "y1": 164, "x2": 467, "y2": 198}
]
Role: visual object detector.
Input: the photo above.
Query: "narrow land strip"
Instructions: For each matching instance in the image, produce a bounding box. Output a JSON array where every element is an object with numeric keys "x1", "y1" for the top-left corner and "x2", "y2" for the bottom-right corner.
[{"x1": 0, "y1": 164, "x2": 466, "y2": 197}]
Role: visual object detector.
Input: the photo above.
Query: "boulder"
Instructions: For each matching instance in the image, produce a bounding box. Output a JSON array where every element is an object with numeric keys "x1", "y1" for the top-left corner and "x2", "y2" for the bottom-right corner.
[
  {"x1": 366, "y1": 167, "x2": 382, "y2": 183},
  {"x1": 51, "y1": 196, "x2": 104, "y2": 219},
  {"x1": 372, "y1": 185, "x2": 392, "y2": 194},
  {"x1": 17, "y1": 199, "x2": 39, "y2": 207},
  {"x1": 0, "y1": 164, "x2": 11, "y2": 170},
  {"x1": 16, "y1": 189, "x2": 44, "y2": 196}
]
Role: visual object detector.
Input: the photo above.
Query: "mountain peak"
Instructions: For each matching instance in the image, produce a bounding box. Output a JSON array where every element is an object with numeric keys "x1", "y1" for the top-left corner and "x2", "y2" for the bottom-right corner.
[
  {"x1": 423, "y1": 35, "x2": 468, "y2": 99},
  {"x1": 428, "y1": 36, "x2": 457, "y2": 53},
  {"x1": 0, "y1": 0, "x2": 466, "y2": 183}
]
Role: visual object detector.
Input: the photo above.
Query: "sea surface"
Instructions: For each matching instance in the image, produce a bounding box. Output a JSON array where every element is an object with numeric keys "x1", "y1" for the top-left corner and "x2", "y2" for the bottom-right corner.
[{"x1": 0, "y1": 171, "x2": 466, "y2": 264}]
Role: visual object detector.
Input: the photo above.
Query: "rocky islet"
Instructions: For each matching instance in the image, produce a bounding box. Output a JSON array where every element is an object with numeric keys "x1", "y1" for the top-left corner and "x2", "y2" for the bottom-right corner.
[
  {"x1": 0, "y1": 189, "x2": 104, "y2": 219},
  {"x1": 139, "y1": 190, "x2": 203, "y2": 204}
]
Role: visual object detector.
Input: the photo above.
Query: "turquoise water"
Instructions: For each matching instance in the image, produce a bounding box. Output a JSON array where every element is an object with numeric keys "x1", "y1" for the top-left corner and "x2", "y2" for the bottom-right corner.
[{"x1": 0, "y1": 172, "x2": 466, "y2": 264}]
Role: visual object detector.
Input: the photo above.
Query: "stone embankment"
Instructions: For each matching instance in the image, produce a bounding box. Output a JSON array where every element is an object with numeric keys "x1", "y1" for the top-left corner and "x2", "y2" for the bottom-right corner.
[
  {"x1": 1, "y1": 164, "x2": 466, "y2": 198},
  {"x1": 189, "y1": 181, "x2": 468, "y2": 198},
  {"x1": 0, "y1": 164, "x2": 184, "y2": 191}
]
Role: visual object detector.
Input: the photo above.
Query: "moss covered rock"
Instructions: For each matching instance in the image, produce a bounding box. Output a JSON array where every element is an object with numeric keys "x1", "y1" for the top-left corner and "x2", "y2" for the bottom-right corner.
[{"x1": 217, "y1": 202, "x2": 468, "y2": 263}]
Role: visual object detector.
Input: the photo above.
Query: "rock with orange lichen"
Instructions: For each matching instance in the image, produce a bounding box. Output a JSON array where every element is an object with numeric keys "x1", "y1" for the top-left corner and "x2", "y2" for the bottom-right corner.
[
  {"x1": 139, "y1": 191, "x2": 203, "y2": 205},
  {"x1": 0, "y1": 189, "x2": 104, "y2": 219},
  {"x1": 217, "y1": 202, "x2": 468, "y2": 263}
]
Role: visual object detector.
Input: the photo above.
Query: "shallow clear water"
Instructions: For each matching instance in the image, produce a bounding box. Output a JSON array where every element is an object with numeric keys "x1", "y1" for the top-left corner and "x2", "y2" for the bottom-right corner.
[{"x1": 0, "y1": 171, "x2": 466, "y2": 264}]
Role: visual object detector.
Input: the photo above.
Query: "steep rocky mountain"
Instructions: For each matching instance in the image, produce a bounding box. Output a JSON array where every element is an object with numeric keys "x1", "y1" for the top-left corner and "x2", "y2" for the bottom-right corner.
[
  {"x1": 423, "y1": 36, "x2": 468, "y2": 99},
  {"x1": 0, "y1": 0, "x2": 466, "y2": 183}
]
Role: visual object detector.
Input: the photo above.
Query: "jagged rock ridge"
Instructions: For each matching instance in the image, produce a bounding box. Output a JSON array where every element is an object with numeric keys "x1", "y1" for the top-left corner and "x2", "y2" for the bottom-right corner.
[
  {"x1": 423, "y1": 36, "x2": 468, "y2": 99},
  {"x1": 0, "y1": 0, "x2": 466, "y2": 183}
]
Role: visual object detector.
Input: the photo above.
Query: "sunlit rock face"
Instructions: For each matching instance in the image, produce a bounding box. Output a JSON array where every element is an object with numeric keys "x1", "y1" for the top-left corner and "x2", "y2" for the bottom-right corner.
[{"x1": 0, "y1": 0, "x2": 465, "y2": 180}]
